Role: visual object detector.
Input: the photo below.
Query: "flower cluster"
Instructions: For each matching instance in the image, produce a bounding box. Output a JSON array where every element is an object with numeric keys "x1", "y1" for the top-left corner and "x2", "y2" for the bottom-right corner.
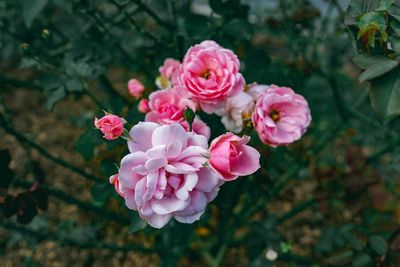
[{"x1": 94, "y1": 40, "x2": 311, "y2": 228}]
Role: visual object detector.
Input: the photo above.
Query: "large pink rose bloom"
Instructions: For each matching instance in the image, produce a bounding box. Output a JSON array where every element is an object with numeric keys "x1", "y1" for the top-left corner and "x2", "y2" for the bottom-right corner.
[
  {"x1": 145, "y1": 89, "x2": 210, "y2": 139},
  {"x1": 173, "y1": 40, "x2": 245, "y2": 113},
  {"x1": 209, "y1": 133, "x2": 260, "y2": 181},
  {"x1": 117, "y1": 122, "x2": 221, "y2": 228},
  {"x1": 252, "y1": 85, "x2": 311, "y2": 146}
]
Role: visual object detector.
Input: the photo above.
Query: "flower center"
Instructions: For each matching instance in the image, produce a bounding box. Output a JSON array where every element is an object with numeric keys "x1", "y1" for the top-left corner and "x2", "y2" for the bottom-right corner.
[
  {"x1": 201, "y1": 70, "x2": 211, "y2": 80},
  {"x1": 269, "y1": 110, "x2": 280, "y2": 122}
]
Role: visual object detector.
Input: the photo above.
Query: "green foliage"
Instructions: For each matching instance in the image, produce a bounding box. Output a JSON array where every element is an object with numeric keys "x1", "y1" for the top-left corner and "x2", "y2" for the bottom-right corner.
[
  {"x1": 347, "y1": 0, "x2": 400, "y2": 123},
  {"x1": 1, "y1": 0, "x2": 400, "y2": 266}
]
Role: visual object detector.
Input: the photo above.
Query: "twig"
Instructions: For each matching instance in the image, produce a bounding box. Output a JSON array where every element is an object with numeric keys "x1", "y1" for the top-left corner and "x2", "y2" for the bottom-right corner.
[
  {"x1": 1, "y1": 221, "x2": 155, "y2": 253},
  {"x1": 0, "y1": 113, "x2": 102, "y2": 183},
  {"x1": 131, "y1": 0, "x2": 174, "y2": 31},
  {"x1": 14, "y1": 179, "x2": 130, "y2": 225}
]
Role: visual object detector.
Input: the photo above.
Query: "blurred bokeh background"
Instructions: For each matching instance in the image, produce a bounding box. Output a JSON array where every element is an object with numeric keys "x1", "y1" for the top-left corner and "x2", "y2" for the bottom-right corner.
[{"x1": 1, "y1": 0, "x2": 400, "y2": 266}]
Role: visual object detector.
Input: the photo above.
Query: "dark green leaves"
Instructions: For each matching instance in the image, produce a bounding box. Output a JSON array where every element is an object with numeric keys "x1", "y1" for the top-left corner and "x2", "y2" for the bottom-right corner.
[
  {"x1": 22, "y1": 0, "x2": 48, "y2": 28},
  {"x1": 352, "y1": 253, "x2": 372, "y2": 267},
  {"x1": 128, "y1": 213, "x2": 147, "y2": 233},
  {"x1": 369, "y1": 68, "x2": 400, "y2": 122},
  {"x1": 183, "y1": 106, "x2": 195, "y2": 130},
  {"x1": 368, "y1": 235, "x2": 388, "y2": 255},
  {"x1": 46, "y1": 87, "x2": 66, "y2": 111},
  {"x1": 0, "y1": 149, "x2": 14, "y2": 189},
  {"x1": 358, "y1": 58, "x2": 399, "y2": 82},
  {"x1": 351, "y1": 53, "x2": 400, "y2": 122}
]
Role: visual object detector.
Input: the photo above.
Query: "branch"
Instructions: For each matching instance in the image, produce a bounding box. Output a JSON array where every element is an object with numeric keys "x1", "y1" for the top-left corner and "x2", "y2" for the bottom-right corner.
[
  {"x1": 0, "y1": 113, "x2": 102, "y2": 183},
  {"x1": 14, "y1": 179, "x2": 130, "y2": 225},
  {"x1": 1, "y1": 221, "x2": 155, "y2": 253}
]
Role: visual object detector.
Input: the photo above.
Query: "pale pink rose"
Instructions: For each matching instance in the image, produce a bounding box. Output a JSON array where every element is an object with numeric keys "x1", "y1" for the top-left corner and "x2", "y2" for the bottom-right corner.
[
  {"x1": 252, "y1": 85, "x2": 311, "y2": 146},
  {"x1": 94, "y1": 114, "x2": 125, "y2": 140},
  {"x1": 172, "y1": 40, "x2": 245, "y2": 113},
  {"x1": 159, "y1": 58, "x2": 180, "y2": 78},
  {"x1": 209, "y1": 133, "x2": 260, "y2": 181},
  {"x1": 109, "y1": 174, "x2": 124, "y2": 197},
  {"x1": 118, "y1": 122, "x2": 221, "y2": 228},
  {"x1": 138, "y1": 99, "x2": 150, "y2": 113},
  {"x1": 215, "y1": 92, "x2": 254, "y2": 133},
  {"x1": 247, "y1": 83, "x2": 269, "y2": 101},
  {"x1": 128, "y1": 79, "x2": 145, "y2": 98}
]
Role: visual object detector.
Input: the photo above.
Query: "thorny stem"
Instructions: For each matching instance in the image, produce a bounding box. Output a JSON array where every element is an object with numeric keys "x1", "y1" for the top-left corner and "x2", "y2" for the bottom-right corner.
[
  {"x1": 14, "y1": 179, "x2": 129, "y2": 225},
  {"x1": 130, "y1": 0, "x2": 174, "y2": 31},
  {"x1": 1, "y1": 221, "x2": 155, "y2": 253},
  {"x1": 0, "y1": 113, "x2": 102, "y2": 183}
]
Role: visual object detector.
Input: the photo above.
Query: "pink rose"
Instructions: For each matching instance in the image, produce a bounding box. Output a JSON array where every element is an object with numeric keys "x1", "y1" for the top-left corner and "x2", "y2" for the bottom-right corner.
[
  {"x1": 138, "y1": 99, "x2": 150, "y2": 113},
  {"x1": 215, "y1": 92, "x2": 254, "y2": 133},
  {"x1": 209, "y1": 133, "x2": 260, "y2": 181},
  {"x1": 247, "y1": 83, "x2": 269, "y2": 101},
  {"x1": 109, "y1": 174, "x2": 124, "y2": 197},
  {"x1": 118, "y1": 122, "x2": 221, "y2": 228},
  {"x1": 252, "y1": 85, "x2": 311, "y2": 146},
  {"x1": 128, "y1": 79, "x2": 145, "y2": 98},
  {"x1": 159, "y1": 58, "x2": 180, "y2": 78},
  {"x1": 173, "y1": 40, "x2": 245, "y2": 113},
  {"x1": 145, "y1": 89, "x2": 210, "y2": 139},
  {"x1": 94, "y1": 114, "x2": 125, "y2": 140},
  {"x1": 192, "y1": 116, "x2": 211, "y2": 140}
]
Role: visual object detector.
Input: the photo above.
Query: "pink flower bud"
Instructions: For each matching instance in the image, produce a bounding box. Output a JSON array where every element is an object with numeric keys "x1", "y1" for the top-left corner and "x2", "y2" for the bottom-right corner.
[
  {"x1": 94, "y1": 114, "x2": 125, "y2": 140},
  {"x1": 209, "y1": 133, "x2": 260, "y2": 181},
  {"x1": 127, "y1": 79, "x2": 144, "y2": 98},
  {"x1": 138, "y1": 99, "x2": 150, "y2": 113},
  {"x1": 109, "y1": 174, "x2": 124, "y2": 197}
]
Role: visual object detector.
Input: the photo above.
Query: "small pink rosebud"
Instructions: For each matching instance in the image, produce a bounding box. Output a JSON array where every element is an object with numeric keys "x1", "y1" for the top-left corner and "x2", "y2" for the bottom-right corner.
[
  {"x1": 138, "y1": 99, "x2": 150, "y2": 113},
  {"x1": 209, "y1": 133, "x2": 260, "y2": 181},
  {"x1": 109, "y1": 174, "x2": 124, "y2": 197},
  {"x1": 94, "y1": 114, "x2": 125, "y2": 140},
  {"x1": 127, "y1": 78, "x2": 145, "y2": 98}
]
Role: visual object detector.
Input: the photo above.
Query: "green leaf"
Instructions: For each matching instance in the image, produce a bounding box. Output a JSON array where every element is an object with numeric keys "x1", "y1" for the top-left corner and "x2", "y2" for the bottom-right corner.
[
  {"x1": 352, "y1": 53, "x2": 394, "y2": 69},
  {"x1": 100, "y1": 159, "x2": 117, "y2": 177},
  {"x1": 390, "y1": 36, "x2": 400, "y2": 52},
  {"x1": 390, "y1": 20, "x2": 400, "y2": 35},
  {"x1": 22, "y1": 0, "x2": 48, "y2": 28},
  {"x1": 75, "y1": 129, "x2": 102, "y2": 161},
  {"x1": 369, "y1": 235, "x2": 388, "y2": 255},
  {"x1": 369, "y1": 68, "x2": 400, "y2": 122},
  {"x1": 222, "y1": 19, "x2": 253, "y2": 40},
  {"x1": 359, "y1": 58, "x2": 399, "y2": 82},
  {"x1": 91, "y1": 183, "x2": 113, "y2": 204},
  {"x1": 65, "y1": 79, "x2": 83, "y2": 92},
  {"x1": 345, "y1": 232, "x2": 367, "y2": 251},
  {"x1": 209, "y1": 0, "x2": 224, "y2": 14},
  {"x1": 344, "y1": 0, "x2": 379, "y2": 26},
  {"x1": 376, "y1": 0, "x2": 395, "y2": 11},
  {"x1": 128, "y1": 213, "x2": 146, "y2": 233},
  {"x1": 327, "y1": 249, "x2": 354, "y2": 265},
  {"x1": 389, "y1": 5, "x2": 400, "y2": 21},
  {"x1": 46, "y1": 87, "x2": 66, "y2": 110},
  {"x1": 352, "y1": 252, "x2": 372, "y2": 267}
]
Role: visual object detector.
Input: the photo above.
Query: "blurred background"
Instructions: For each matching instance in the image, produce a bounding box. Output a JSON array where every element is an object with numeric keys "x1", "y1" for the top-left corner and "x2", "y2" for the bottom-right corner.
[{"x1": 1, "y1": 0, "x2": 400, "y2": 266}]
